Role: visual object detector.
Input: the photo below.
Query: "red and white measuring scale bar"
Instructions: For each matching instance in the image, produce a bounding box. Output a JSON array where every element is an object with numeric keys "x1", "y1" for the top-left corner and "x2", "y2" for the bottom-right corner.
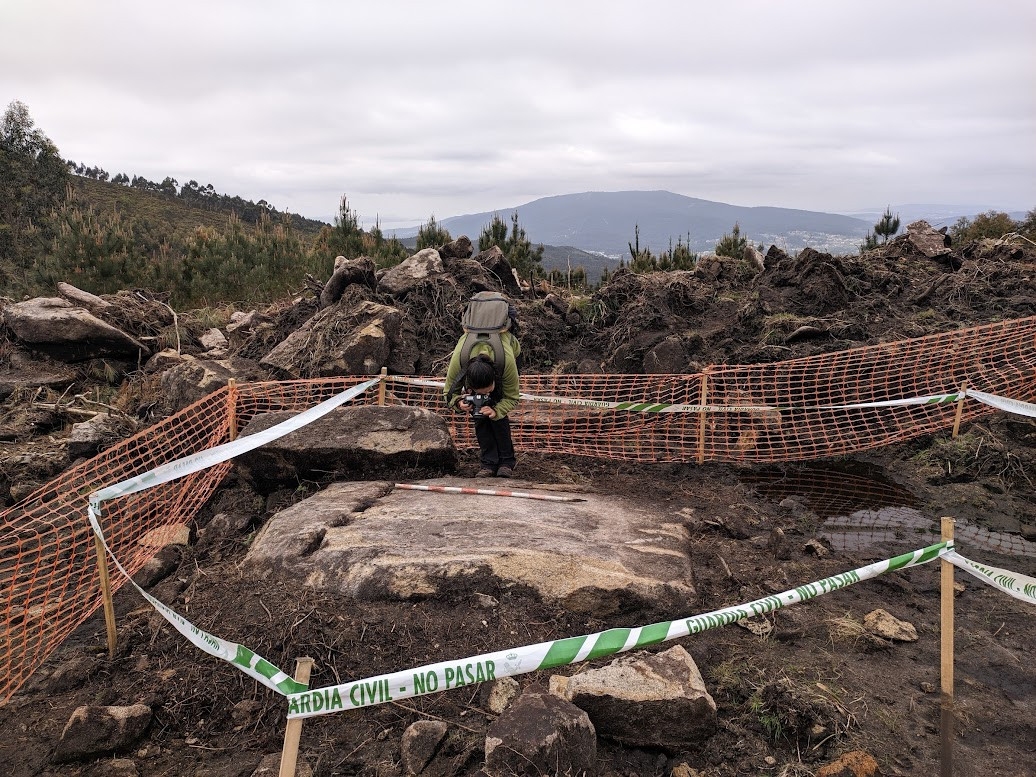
[{"x1": 393, "y1": 483, "x2": 586, "y2": 502}]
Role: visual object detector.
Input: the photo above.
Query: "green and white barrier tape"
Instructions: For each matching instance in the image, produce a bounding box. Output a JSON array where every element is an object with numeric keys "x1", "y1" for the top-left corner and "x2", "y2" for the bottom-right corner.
[
  {"x1": 391, "y1": 376, "x2": 979, "y2": 415},
  {"x1": 88, "y1": 506, "x2": 308, "y2": 695},
  {"x1": 393, "y1": 376, "x2": 1036, "y2": 420},
  {"x1": 86, "y1": 379, "x2": 378, "y2": 695},
  {"x1": 946, "y1": 551, "x2": 1036, "y2": 604},
  {"x1": 284, "y1": 542, "x2": 953, "y2": 719}
]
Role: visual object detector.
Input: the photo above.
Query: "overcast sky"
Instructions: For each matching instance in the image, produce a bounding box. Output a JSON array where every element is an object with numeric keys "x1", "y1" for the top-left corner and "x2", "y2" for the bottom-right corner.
[{"x1": 3, "y1": 1, "x2": 1034, "y2": 229}]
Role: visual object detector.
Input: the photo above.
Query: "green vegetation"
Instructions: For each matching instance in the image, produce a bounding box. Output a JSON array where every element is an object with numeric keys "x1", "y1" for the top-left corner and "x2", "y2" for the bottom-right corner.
[
  {"x1": 416, "y1": 215, "x2": 452, "y2": 250},
  {"x1": 0, "y1": 100, "x2": 412, "y2": 307},
  {"x1": 950, "y1": 209, "x2": 1036, "y2": 245},
  {"x1": 478, "y1": 212, "x2": 545, "y2": 277},
  {"x1": 860, "y1": 206, "x2": 901, "y2": 252},
  {"x1": 619, "y1": 224, "x2": 699, "y2": 273},
  {"x1": 320, "y1": 196, "x2": 407, "y2": 268},
  {"x1": 1, "y1": 100, "x2": 71, "y2": 290},
  {"x1": 713, "y1": 222, "x2": 762, "y2": 259}
]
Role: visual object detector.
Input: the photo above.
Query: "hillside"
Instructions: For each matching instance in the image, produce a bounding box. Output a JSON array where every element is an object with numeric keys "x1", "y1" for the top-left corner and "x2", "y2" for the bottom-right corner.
[
  {"x1": 392, "y1": 190, "x2": 873, "y2": 256},
  {"x1": 74, "y1": 177, "x2": 330, "y2": 241}
]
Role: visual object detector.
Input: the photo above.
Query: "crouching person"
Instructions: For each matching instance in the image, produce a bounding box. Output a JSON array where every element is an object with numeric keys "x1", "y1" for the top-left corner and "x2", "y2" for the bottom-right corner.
[{"x1": 444, "y1": 346, "x2": 520, "y2": 478}]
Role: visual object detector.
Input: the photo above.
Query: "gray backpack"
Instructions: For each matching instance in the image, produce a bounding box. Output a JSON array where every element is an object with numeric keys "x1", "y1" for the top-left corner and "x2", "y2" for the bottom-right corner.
[{"x1": 447, "y1": 292, "x2": 515, "y2": 397}]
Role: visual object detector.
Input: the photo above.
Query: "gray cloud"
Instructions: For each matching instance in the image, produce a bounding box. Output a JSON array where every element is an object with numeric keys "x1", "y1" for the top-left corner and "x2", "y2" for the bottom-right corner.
[{"x1": 2, "y1": 0, "x2": 1033, "y2": 229}]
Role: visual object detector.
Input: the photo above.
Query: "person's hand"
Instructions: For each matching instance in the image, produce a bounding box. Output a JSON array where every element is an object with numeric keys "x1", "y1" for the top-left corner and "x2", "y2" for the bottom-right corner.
[
  {"x1": 458, "y1": 400, "x2": 472, "y2": 412},
  {"x1": 479, "y1": 406, "x2": 497, "y2": 419}
]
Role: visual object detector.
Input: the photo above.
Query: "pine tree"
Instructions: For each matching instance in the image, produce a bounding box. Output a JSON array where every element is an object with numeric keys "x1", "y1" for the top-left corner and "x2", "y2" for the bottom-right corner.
[
  {"x1": 478, "y1": 213, "x2": 510, "y2": 253},
  {"x1": 714, "y1": 222, "x2": 748, "y2": 258},
  {"x1": 873, "y1": 206, "x2": 900, "y2": 244},
  {"x1": 416, "y1": 215, "x2": 451, "y2": 249},
  {"x1": 326, "y1": 196, "x2": 365, "y2": 259},
  {"x1": 477, "y1": 211, "x2": 543, "y2": 277}
]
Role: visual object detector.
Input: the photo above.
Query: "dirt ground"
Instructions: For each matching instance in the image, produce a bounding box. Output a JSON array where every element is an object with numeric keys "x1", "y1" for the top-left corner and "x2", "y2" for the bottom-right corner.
[
  {"x1": 1, "y1": 231, "x2": 1034, "y2": 775},
  {"x1": 1, "y1": 441, "x2": 1033, "y2": 777}
]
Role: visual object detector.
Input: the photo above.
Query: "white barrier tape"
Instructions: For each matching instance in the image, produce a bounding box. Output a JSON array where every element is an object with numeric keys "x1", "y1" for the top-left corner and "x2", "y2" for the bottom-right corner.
[
  {"x1": 966, "y1": 390, "x2": 1036, "y2": 419},
  {"x1": 86, "y1": 379, "x2": 379, "y2": 695},
  {"x1": 945, "y1": 551, "x2": 1036, "y2": 605},
  {"x1": 285, "y1": 541, "x2": 953, "y2": 719},
  {"x1": 88, "y1": 506, "x2": 307, "y2": 695},
  {"x1": 91, "y1": 379, "x2": 379, "y2": 504}
]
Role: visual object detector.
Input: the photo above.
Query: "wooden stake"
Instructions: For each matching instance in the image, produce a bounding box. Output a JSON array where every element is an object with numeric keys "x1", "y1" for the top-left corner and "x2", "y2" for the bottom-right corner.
[
  {"x1": 378, "y1": 367, "x2": 388, "y2": 406},
  {"x1": 940, "y1": 516, "x2": 955, "y2": 777},
  {"x1": 93, "y1": 534, "x2": 118, "y2": 659},
  {"x1": 697, "y1": 370, "x2": 710, "y2": 465},
  {"x1": 279, "y1": 657, "x2": 315, "y2": 777},
  {"x1": 227, "y1": 378, "x2": 238, "y2": 441},
  {"x1": 951, "y1": 380, "x2": 968, "y2": 439}
]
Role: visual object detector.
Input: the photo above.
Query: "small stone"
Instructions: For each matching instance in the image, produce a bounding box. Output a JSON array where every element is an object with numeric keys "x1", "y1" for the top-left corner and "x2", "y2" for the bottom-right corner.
[
  {"x1": 768, "y1": 527, "x2": 791, "y2": 560},
  {"x1": 765, "y1": 756, "x2": 777, "y2": 765},
  {"x1": 805, "y1": 539, "x2": 829, "y2": 557},
  {"x1": 815, "y1": 749, "x2": 881, "y2": 777},
  {"x1": 52, "y1": 704, "x2": 152, "y2": 762},
  {"x1": 89, "y1": 758, "x2": 139, "y2": 777},
  {"x1": 738, "y1": 617, "x2": 773, "y2": 637},
  {"x1": 400, "y1": 720, "x2": 447, "y2": 776},
  {"x1": 474, "y1": 593, "x2": 499, "y2": 609},
  {"x1": 231, "y1": 699, "x2": 263, "y2": 729},
  {"x1": 549, "y1": 645, "x2": 716, "y2": 750},
  {"x1": 863, "y1": 609, "x2": 918, "y2": 642},
  {"x1": 920, "y1": 682, "x2": 936, "y2": 693},
  {"x1": 200, "y1": 328, "x2": 229, "y2": 350},
  {"x1": 48, "y1": 656, "x2": 101, "y2": 693},
  {"x1": 139, "y1": 523, "x2": 191, "y2": 548},
  {"x1": 482, "y1": 677, "x2": 520, "y2": 715}
]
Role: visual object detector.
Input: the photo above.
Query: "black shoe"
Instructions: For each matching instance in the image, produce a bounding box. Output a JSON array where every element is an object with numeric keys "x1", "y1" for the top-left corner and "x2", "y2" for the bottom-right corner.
[
  {"x1": 475, "y1": 468, "x2": 495, "y2": 478},
  {"x1": 496, "y1": 466, "x2": 513, "y2": 478}
]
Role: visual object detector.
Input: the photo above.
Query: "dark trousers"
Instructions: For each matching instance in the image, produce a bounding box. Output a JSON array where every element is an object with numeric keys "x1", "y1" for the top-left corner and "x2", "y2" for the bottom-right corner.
[{"x1": 473, "y1": 415, "x2": 516, "y2": 470}]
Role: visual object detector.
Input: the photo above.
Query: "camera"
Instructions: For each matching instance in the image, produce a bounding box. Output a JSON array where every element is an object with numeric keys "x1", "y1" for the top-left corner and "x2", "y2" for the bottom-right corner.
[{"x1": 463, "y1": 393, "x2": 492, "y2": 417}]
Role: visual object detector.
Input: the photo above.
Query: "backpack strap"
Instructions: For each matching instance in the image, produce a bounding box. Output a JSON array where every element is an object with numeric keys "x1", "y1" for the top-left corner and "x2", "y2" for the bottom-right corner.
[{"x1": 447, "y1": 332, "x2": 506, "y2": 400}]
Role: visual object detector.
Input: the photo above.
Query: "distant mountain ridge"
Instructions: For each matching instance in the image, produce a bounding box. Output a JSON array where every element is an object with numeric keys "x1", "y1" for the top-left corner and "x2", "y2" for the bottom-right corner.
[{"x1": 391, "y1": 190, "x2": 874, "y2": 257}]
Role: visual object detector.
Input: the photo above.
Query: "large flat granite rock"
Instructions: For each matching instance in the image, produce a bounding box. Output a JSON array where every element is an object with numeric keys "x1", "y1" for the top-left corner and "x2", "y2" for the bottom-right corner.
[{"x1": 244, "y1": 478, "x2": 694, "y2": 613}]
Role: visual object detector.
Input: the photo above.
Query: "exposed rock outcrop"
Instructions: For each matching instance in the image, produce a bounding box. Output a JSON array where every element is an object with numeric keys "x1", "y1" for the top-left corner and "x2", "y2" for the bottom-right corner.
[
  {"x1": 549, "y1": 645, "x2": 717, "y2": 750},
  {"x1": 379, "y1": 248, "x2": 445, "y2": 297},
  {"x1": 159, "y1": 356, "x2": 263, "y2": 413},
  {"x1": 484, "y1": 690, "x2": 595, "y2": 777},
  {"x1": 244, "y1": 477, "x2": 695, "y2": 611},
  {"x1": 3, "y1": 298, "x2": 150, "y2": 362},
  {"x1": 260, "y1": 300, "x2": 415, "y2": 378},
  {"x1": 236, "y1": 406, "x2": 457, "y2": 486},
  {"x1": 320, "y1": 256, "x2": 378, "y2": 308}
]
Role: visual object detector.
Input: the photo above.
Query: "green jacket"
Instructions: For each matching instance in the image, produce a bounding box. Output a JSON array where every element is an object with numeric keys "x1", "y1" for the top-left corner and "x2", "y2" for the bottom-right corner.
[{"x1": 444, "y1": 331, "x2": 521, "y2": 418}]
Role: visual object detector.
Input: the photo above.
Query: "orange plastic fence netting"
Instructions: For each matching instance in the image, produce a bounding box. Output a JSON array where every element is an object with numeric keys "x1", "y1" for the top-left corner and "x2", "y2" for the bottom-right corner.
[{"x1": 2, "y1": 315, "x2": 1035, "y2": 704}]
